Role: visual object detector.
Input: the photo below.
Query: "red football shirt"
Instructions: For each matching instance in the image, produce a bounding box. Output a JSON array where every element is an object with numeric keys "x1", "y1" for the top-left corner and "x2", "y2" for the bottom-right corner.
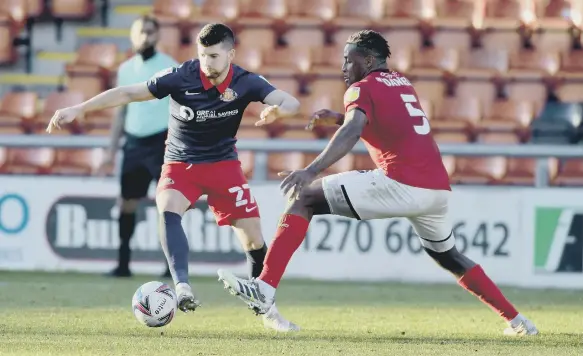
[{"x1": 344, "y1": 69, "x2": 451, "y2": 191}]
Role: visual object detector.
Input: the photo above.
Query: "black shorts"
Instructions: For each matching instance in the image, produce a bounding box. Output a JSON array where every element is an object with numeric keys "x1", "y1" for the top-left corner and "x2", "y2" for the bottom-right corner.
[{"x1": 121, "y1": 130, "x2": 167, "y2": 200}]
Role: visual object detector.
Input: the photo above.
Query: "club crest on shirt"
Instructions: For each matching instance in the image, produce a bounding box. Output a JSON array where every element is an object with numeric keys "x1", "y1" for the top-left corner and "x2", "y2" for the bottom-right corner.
[
  {"x1": 220, "y1": 88, "x2": 238, "y2": 102},
  {"x1": 344, "y1": 87, "x2": 360, "y2": 104}
]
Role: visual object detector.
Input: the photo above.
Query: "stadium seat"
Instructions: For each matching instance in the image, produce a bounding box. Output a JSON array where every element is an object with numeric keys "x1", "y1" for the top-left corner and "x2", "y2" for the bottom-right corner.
[
  {"x1": 507, "y1": 50, "x2": 560, "y2": 80},
  {"x1": 286, "y1": 0, "x2": 337, "y2": 26},
  {"x1": 506, "y1": 81, "x2": 548, "y2": 104},
  {"x1": 433, "y1": 132, "x2": 471, "y2": 143},
  {"x1": 237, "y1": 150, "x2": 254, "y2": 179},
  {"x1": 381, "y1": 0, "x2": 425, "y2": 27},
  {"x1": 261, "y1": 46, "x2": 312, "y2": 76},
  {"x1": 153, "y1": 0, "x2": 193, "y2": 26},
  {"x1": 237, "y1": 0, "x2": 287, "y2": 27},
  {"x1": 65, "y1": 43, "x2": 118, "y2": 98},
  {"x1": 0, "y1": 15, "x2": 16, "y2": 65},
  {"x1": 267, "y1": 152, "x2": 304, "y2": 180},
  {"x1": 0, "y1": 92, "x2": 38, "y2": 131},
  {"x1": 157, "y1": 26, "x2": 183, "y2": 56},
  {"x1": 237, "y1": 28, "x2": 276, "y2": 49},
  {"x1": 353, "y1": 154, "x2": 376, "y2": 171},
  {"x1": 1, "y1": 148, "x2": 55, "y2": 174},
  {"x1": 555, "y1": 83, "x2": 583, "y2": 102},
  {"x1": 529, "y1": 102, "x2": 582, "y2": 144},
  {"x1": 411, "y1": 80, "x2": 446, "y2": 104},
  {"x1": 432, "y1": 97, "x2": 481, "y2": 134},
  {"x1": 0, "y1": 0, "x2": 27, "y2": 31},
  {"x1": 282, "y1": 27, "x2": 326, "y2": 48},
  {"x1": 304, "y1": 152, "x2": 354, "y2": 178},
  {"x1": 484, "y1": 0, "x2": 525, "y2": 29},
  {"x1": 432, "y1": 29, "x2": 472, "y2": 50},
  {"x1": 476, "y1": 100, "x2": 534, "y2": 139},
  {"x1": 476, "y1": 131, "x2": 521, "y2": 144},
  {"x1": 26, "y1": 0, "x2": 44, "y2": 18},
  {"x1": 332, "y1": 0, "x2": 381, "y2": 28},
  {"x1": 310, "y1": 45, "x2": 344, "y2": 76},
  {"x1": 0, "y1": 126, "x2": 25, "y2": 134},
  {"x1": 450, "y1": 156, "x2": 507, "y2": 184},
  {"x1": 557, "y1": 50, "x2": 583, "y2": 79},
  {"x1": 232, "y1": 46, "x2": 263, "y2": 72},
  {"x1": 37, "y1": 91, "x2": 85, "y2": 133},
  {"x1": 457, "y1": 49, "x2": 509, "y2": 80},
  {"x1": 267, "y1": 78, "x2": 300, "y2": 96},
  {"x1": 192, "y1": 0, "x2": 240, "y2": 25},
  {"x1": 455, "y1": 80, "x2": 498, "y2": 106},
  {"x1": 50, "y1": 0, "x2": 94, "y2": 19},
  {"x1": 552, "y1": 159, "x2": 583, "y2": 186},
  {"x1": 480, "y1": 30, "x2": 522, "y2": 51},
  {"x1": 51, "y1": 148, "x2": 104, "y2": 175},
  {"x1": 499, "y1": 157, "x2": 558, "y2": 186},
  {"x1": 382, "y1": 29, "x2": 423, "y2": 52},
  {"x1": 434, "y1": 0, "x2": 478, "y2": 29},
  {"x1": 308, "y1": 79, "x2": 346, "y2": 112},
  {"x1": 236, "y1": 127, "x2": 270, "y2": 139},
  {"x1": 409, "y1": 48, "x2": 458, "y2": 79}
]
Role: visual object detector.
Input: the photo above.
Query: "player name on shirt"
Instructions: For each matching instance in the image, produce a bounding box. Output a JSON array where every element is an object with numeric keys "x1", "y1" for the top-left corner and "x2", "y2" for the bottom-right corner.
[{"x1": 374, "y1": 73, "x2": 413, "y2": 87}]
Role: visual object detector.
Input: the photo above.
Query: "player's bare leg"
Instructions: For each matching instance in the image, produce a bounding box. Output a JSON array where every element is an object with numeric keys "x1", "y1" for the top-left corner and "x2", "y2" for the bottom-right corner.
[
  {"x1": 230, "y1": 217, "x2": 300, "y2": 332},
  {"x1": 156, "y1": 189, "x2": 200, "y2": 312},
  {"x1": 423, "y1": 246, "x2": 539, "y2": 336},
  {"x1": 218, "y1": 180, "x2": 327, "y2": 314}
]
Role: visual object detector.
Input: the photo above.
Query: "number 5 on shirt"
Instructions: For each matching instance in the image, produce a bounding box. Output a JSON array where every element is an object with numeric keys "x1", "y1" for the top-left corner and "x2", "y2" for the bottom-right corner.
[{"x1": 400, "y1": 94, "x2": 430, "y2": 135}]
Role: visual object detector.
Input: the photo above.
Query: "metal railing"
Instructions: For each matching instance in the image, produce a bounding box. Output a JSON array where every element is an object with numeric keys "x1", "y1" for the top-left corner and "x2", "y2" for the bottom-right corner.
[{"x1": 1, "y1": 135, "x2": 582, "y2": 186}]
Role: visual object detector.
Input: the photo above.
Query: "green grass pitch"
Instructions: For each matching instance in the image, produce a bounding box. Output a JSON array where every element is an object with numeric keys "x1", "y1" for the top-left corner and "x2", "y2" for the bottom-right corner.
[{"x1": 0, "y1": 271, "x2": 581, "y2": 355}]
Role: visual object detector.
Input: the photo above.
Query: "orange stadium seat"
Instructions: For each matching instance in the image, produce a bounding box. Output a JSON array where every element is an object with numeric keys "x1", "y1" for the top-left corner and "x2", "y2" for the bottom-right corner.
[
  {"x1": 555, "y1": 82, "x2": 583, "y2": 102},
  {"x1": 0, "y1": 126, "x2": 25, "y2": 134},
  {"x1": 0, "y1": 0, "x2": 27, "y2": 31},
  {"x1": 552, "y1": 159, "x2": 583, "y2": 186},
  {"x1": 304, "y1": 152, "x2": 354, "y2": 178},
  {"x1": 499, "y1": 157, "x2": 558, "y2": 186},
  {"x1": 476, "y1": 100, "x2": 534, "y2": 139},
  {"x1": 191, "y1": 0, "x2": 240, "y2": 25},
  {"x1": 286, "y1": 0, "x2": 337, "y2": 26},
  {"x1": 26, "y1": 0, "x2": 44, "y2": 18},
  {"x1": 332, "y1": 0, "x2": 381, "y2": 28},
  {"x1": 506, "y1": 81, "x2": 548, "y2": 106},
  {"x1": 50, "y1": 0, "x2": 94, "y2": 19},
  {"x1": 457, "y1": 49, "x2": 509, "y2": 80},
  {"x1": 353, "y1": 154, "x2": 376, "y2": 171},
  {"x1": 157, "y1": 26, "x2": 183, "y2": 56},
  {"x1": 237, "y1": 150, "x2": 254, "y2": 179},
  {"x1": 475, "y1": 131, "x2": 521, "y2": 144},
  {"x1": 381, "y1": 0, "x2": 425, "y2": 27},
  {"x1": 283, "y1": 27, "x2": 326, "y2": 48},
  {"x1": 450, "y1": 156, "x2": 507, "y2": 184},
  {"x1": 382, "y1": 29, "x2": 423, "y2": 52},
  {"x1": 409, "y1": 48, "x2": 458, "y2": 80},
  {"x1": 433, "y1": 131, "x2": 471, "y2": 143},
  {"x1": 261, "y1": 46, "x2": 312, "y2": 76},
  {"x1": 484, "y1": 0, "x2": 524, "y2": 29},
  {"x1": 0, "y1": 0, "x2": 26, "y2": 65},
  {"x1": 455, "y1": 80, "x2": 498, "y2": 107},
  {"x1": 557, "y1": 50, "x2": 583, "y2": 79},
  {"x1": 236, "y1": 127, "x2": 270, "y2": 139},
  {"x1": 268, "y1": 78, "x2": 300, "y2": 96},
  {"x1": 267, "y1": 152, "x2": 304, "y2": 180},
  {"x1": 0, "y1": 92, "x2": 38, "y2": 131},
  {"x1": 309, "y1": 79, "x2": 345, "y2": 111},
  {"x1": 433, "y1": 0, "x2": 478, "y2": 29},
  {"x1": 232, "y1": 46, "x2": 262, "y2": 72},
  {"x1": 1, "y1": 148, "x2": 55, "y2": 174},
  {"x1": 153, "y1": 0, "x2": 193, "y2": 25},
  {"x1": 432, "y1": 97, "x2": 481, "y2": 134},
  {"x1": 37, "y1": 91, "x2": 85, "y2": 133},
  {"x1": 480, "y1": 30, "x2": 522, "y2": 51},
  {"x1": 507, "y1": 49, "x2": 560, "y2": 80},
  {"x1": 236, "y1": 28, "x2": 276, "y2": 49},
  {"x1": 311, "y1": 45, "x2": 344, "y2": 76},
  {"x1": 237, "y1": 0, "x2": 288, "y2": 27},
  {"x1": 51, "y1": 148, "x2": 104, "y2": 175},
  {"x1": 65, "y1": 43, "x2": 118, "y2": 98},
  {"x1": 412, "y1": 80, "x2": 447, "y2": 103}
]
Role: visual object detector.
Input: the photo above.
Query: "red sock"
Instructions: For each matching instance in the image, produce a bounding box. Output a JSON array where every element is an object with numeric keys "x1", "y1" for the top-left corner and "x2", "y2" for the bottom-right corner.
[
  {"x1": 458, "y1": 265, "x2": 519, "y2": 321},
  {"x1": 259, "y1": 214, "x2": 309, "y2": 288}
]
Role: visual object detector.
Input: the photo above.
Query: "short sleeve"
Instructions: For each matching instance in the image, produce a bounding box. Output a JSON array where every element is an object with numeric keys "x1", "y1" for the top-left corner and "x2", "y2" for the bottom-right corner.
[
  {"x1": 147, "y1": 67, "x2": 179, "y2": 99},
  {"x1": 246, "y1": 73, "x2": 277, "y2": 102},
  {"x1": 344, "y1": 83, "x2": 373, "y2": 117}
]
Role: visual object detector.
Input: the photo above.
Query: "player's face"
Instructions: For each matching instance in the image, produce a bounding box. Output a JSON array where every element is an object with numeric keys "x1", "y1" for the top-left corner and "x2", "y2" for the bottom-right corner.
[
  {"x1": 198, "y1": 42, "x2": 235, "y2": 79},
  {"x1": 342, "y1": 44, "x2": 369, "y2": 86},
  {"x1": 130, "y1": 20, "x2": 159, "y2": 53}
]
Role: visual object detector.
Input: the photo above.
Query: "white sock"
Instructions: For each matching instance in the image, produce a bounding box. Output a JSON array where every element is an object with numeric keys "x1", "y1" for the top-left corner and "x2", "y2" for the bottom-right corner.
[
  {"x1": 509, "y1": 313, "x2": 524, "y2": 327},
  {"x1": 257, "y1": 279, "x2": 276, "y2": 300}
]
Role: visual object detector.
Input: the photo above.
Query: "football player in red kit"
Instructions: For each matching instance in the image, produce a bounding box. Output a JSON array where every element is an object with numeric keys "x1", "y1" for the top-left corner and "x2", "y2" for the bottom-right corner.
[{"x1": 218, "y1": 30, "x2": 539, "y2": 336}]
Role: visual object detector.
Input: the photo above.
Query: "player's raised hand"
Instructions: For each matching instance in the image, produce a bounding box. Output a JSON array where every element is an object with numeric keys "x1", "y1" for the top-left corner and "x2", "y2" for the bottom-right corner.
[
  {"x1": 278, "y1": 169, "x2": 317, "y2": 200},
  {"x1": 255, "y1": 105, "x2": 283, "y2": 126},
  {"x1": 306, "y1": 109, "x2": 343, "y2": 131},
  {"x1": 46, "y1": 106, "x2": 83, "y2": 133}
]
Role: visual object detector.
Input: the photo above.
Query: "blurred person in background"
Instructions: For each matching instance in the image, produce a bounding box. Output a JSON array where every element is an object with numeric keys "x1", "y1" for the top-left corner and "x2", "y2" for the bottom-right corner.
[{"x1": 97, "y1": 15, "x2": 177, "y2": 278}]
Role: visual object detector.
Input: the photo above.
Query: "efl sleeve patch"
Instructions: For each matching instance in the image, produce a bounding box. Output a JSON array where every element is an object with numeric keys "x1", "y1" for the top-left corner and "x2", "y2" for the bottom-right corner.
[{"x1": 344, "y1": 87, "x2": 361, "y2": 104}]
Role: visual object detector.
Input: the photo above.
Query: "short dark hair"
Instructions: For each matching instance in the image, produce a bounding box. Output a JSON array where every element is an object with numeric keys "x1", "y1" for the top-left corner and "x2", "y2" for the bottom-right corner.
[
  {"x1": 138, "y1": 14, "x2": 159, "y2": 30},
  {"x1": 197, "y1": 23, "x2": 235, "y2": 48},
  {"x1": 346, "y1": 30, "x2": 391, "y2": 62}
]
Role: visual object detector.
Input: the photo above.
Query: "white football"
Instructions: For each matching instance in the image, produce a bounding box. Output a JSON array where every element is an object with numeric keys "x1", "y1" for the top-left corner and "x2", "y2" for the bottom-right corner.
[{"x1": 132, "y1": 281, "x2": 177, "y2": 327}]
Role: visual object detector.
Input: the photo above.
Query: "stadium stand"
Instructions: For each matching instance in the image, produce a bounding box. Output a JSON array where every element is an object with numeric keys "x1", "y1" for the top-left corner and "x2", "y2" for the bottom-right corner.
[{"x1": 0, "y1": 0, "x2": 583, "y2": 186}]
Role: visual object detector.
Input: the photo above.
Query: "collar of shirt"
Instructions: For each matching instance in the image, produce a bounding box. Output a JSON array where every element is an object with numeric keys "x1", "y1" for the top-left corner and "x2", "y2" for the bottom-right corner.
[{"x1": 199, "y1": 64, "x2": 234, "y2": 94}]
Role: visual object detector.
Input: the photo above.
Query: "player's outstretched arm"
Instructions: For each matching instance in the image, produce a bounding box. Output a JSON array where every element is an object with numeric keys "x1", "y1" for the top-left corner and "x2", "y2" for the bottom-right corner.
[
  {"x1": 255, "y1": 89, "x2": 300, "y2": 126},
  {"x1": 306, "y1": 109, "x2": 344, "y2": 130},
  {"x1": 305, "y1": 108, "x2": 367, "y2": 175},
  {"x1": 46, "y1": 83, "x2": 154, "y2": 133}
]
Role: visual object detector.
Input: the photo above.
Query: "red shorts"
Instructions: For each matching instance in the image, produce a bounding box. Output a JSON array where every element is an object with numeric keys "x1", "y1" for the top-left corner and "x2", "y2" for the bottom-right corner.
[{"x1": 157, "y1": 160, "x2": 259, "y2": 226}]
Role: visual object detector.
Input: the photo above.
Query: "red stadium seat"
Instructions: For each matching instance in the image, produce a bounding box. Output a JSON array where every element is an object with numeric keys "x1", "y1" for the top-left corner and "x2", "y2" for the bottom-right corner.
[
  {"x1": 484, "y1": 0, "x2": 524, "y2": 29},
  {"x1": 65, "y1": 43, "x2": 118, "y2": 98},
  {"x1": 283, "y1": 27, "x2": 326, "y2": 48},
  {"x1": 506, "y1": 81, "x2": 548, "y2": 107},
  {"x1": 26, "y1": 0, "x2": 44, "y2": 18},
  {"x1": 433, "y1": 132, "x2": 471, "y2": 144},
  {"x1": 381, "y1": 0, "x2": 425, "y2": 27},
  {"x1": 457, "y1": 49, "x2": 509, "y2": 80},
  {"x1": 499, "y1": 158, "x2": 558, "y2": 186},
  {"x1": 455, "y1": 81, "x2": 498, "y2": 107},
  {"x1": 238, "y1": 0, "x2": 288, "y2": 26},
  {"x1": 432, "y1": 97, "x2": 481, "y2": 134},
  {"x1": 236, "y1": 127, "x2": 269, "y2": 139},
  {"x1": 507, "y1": 50, "x2": 560, "y2": 80},
  {"x1": 236, "y1": 28, "x2": 276, "y2": 49},
  {"x1": 37, "y1": 91, "x2": 85, "y2": 133},
  {"x1": 50, "y1": 0, "x2": 94, "y2": 19},
  {"x1": 480, "y1": 30, "x2": 522, "y2": 51},
  {"x1": 411, "y1": 80, "x2": 447, "y2": 104},
  {"x1": 153, "y1": 0, "x2": 193, "y2": 25},
  {"x1": 450, "y1": 156, "x2": 507, "y2": 184},
  {"x1": 1, "y1": 148, "x2": 55, "y2": 174},
  {"x1": 0, "y1": 0, "x2": 27, "y2": 31},
  {"x1": 51, "y1": 148, "x2": 105, "y2": 175},
  {"x1": 555, "y1": 83, "x2": 583, "y2": 102},
  {"x1": 261, "y1": 46, "x2": 312, "y2": 76},
  {"x1": 433, "y1": 0, "x2": 479, "y2": 29},
  {"x1": 286, "y1": 0, "x2": 337, "y2": 26},
  {"x1": 332, "y1": 0, "x2": 382, "y2": 28},
  {"x1": 192, "y1": 0, "x2": 240, "y2": 25},
  {"x1": 558, "y1": 50, "x2": 583, "y2": 79},
  {"x1": 409, "y1": 48, "x2": 459, "y2": 79},
  {"x1": 382, "y1": 29, "x2": 423, "y2": 52},
  {"x1": 475, "y1": 131, "x2": 521, "y2": 144},
  {"x1": 0, "y1": 92, "x2": 38, "y2": 131},
  {"x1": 311, "y1": 45, "x2": 344, "y2": 76},
  {"x1": 476, "y1": 100, "x2": 534, "y2": 139},
  {"x1": 552, "y1": 159, "x2": 583, "y2": 186}
]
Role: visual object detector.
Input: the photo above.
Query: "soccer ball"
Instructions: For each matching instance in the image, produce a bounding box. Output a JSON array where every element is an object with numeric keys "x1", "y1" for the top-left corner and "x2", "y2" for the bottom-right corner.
[{"x1": 132, "y1": 281, "x2": 177, "y2": 327}]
